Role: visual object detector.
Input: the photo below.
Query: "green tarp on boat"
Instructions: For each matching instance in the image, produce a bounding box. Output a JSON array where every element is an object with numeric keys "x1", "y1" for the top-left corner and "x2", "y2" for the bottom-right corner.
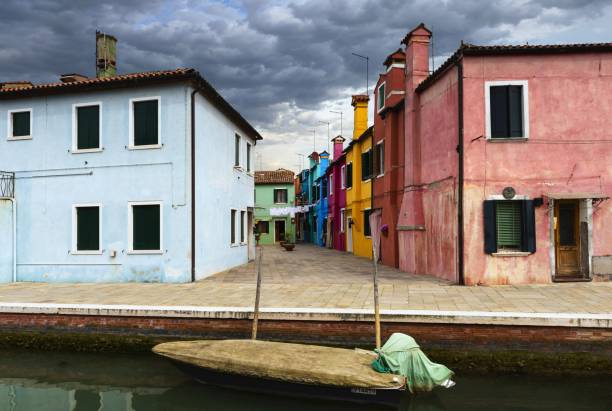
[{"x1": 372, "y1": 333, "x2": 454, "y2": 393}]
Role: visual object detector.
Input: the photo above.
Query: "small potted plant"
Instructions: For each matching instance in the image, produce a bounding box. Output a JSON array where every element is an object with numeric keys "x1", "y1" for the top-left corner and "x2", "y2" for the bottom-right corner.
[{"x1": 282, "y1": 224, "x2": 295, "y2": 251}]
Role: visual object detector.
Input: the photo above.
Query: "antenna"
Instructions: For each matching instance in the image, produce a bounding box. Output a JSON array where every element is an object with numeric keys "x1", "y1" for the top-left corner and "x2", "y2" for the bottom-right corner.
[
  {"x1": 351, "y1": 52, "x2": 369, "y2": 95},
  {"x1": 310, "y1": 129, "x2": 316, "y2": 152},
  {"x1": 330, "y1": 110, "x2": 343, "y2": 137},
  {"x1": 431, "y1": 25, "x2": 435, "y2": 72}
]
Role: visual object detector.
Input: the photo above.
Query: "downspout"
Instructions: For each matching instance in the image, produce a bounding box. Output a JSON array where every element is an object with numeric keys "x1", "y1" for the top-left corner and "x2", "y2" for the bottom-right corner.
[
  {"x1": 190, "y1": 86, "x2": 203, "y2": 282},
  {"x1": 457, "y1": 60, "x2": 465, "y2": 285}
]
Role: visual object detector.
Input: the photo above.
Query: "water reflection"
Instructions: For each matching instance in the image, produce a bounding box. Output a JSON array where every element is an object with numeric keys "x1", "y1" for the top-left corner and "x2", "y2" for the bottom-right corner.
[{"x1": 0, "y1": 350, "x2": 609, "y2": 411}]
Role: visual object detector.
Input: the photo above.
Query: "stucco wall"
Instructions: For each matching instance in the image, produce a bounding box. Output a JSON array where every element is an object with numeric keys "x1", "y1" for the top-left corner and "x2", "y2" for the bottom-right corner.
[
  {"x1": 0, "y1": 84, "x2": 191, "y2": 282},
  {"x1": 462, "y1": 52, "x2": 612, "y2": 284},
  {"x1": 0, "y1": 200, "x2": 13, "y2": 282},
  {"x1": 194, "y1": 91, "x2": 255, "y2": 279},
  {"x1": 399, "y1": 66, "x2": 459, "y2": 280},
  {"x1": 254, "y1": 183, "x2": 295, "y2": 245}
]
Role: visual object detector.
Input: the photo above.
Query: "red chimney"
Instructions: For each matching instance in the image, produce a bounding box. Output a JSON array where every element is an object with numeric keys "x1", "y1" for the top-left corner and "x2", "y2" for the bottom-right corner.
[{"x1": 331, "y1": 135, "x2": 345, "y2": 160}]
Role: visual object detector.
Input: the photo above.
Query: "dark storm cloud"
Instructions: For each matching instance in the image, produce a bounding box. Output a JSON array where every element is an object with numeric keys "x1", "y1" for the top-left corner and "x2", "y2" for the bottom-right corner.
[{"x1": 0, "y1": 0, "x2": 610, "y2": 131}]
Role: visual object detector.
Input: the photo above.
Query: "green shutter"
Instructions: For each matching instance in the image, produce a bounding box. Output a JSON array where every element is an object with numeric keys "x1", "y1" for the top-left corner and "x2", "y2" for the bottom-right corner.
[
  {"x1": 134, "y1": 100, "x2": 159, "y2": 146},
  {"x1": 496, "y1": 201, "x2": 522, "y2": 248},
  {"x1": 76, "y1": 206, "x2": 99, "y2": 251},
  {"x1": 132, "y1": 204, "x2": 161, "y2": 250},
  {"x1": 77, "y1": 106, "x2": 100, "y2": 149},
  {"x1": 12, "y1": 111, "x2": 30, "y2": 137}
]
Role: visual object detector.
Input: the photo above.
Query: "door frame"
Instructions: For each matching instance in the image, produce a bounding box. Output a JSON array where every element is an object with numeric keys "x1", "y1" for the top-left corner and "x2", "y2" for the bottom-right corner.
[
  {"x1": 549, "y1": 198, "x2": 593, "y2": 280},
  {"x1": 274, "y1": 219, "x2": 286, "y2": 243},
  {"x1": 346, "y1": 214, "x2": 353, "y2": 253}
]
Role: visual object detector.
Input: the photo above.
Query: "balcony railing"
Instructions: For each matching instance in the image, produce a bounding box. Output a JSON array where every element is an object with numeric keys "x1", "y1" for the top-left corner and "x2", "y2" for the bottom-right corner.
[{"x1": 0, "y1": 171, "x2": 15, "y2": 198}]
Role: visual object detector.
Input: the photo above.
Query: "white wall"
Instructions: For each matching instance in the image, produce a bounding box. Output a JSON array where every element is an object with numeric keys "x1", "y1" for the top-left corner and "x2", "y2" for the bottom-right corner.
[{"x1": 194, "y1": 90, "x2": 255, "y2": 279}]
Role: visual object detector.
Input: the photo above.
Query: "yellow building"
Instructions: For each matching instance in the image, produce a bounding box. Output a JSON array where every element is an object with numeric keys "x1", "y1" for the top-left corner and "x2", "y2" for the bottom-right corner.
[{"x1": 344, "y1": 95, "x2": 372, "y2": 259}]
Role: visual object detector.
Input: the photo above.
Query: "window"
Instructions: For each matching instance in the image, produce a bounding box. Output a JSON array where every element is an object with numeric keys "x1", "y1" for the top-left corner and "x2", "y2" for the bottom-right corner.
[
  {"x1": 361, "y1": 149, "x2": 373, "y2": 181},
  {"x1": 231, "y1": 209, "x2": 237, "y2": 244},
  {"x1": 345, "y1": 163, "x2": 353, "y2": 189},
  {"x1": 340, "y1": 209, "x2": 345, "y2": 232},
  {"x1": 240, "y1": 210, "x2": 246, "y2": 243},
  {"x1": 485, "y1": 81, "x2": 529, "y2": 139},
  {"x1": 257, "y1": 220, "x2": 269, "y2": 234},
  {"x1": 374, "y1": 141, "x2": 385, "y2": 176},
  {"x1": 329, "y1": 175, "x2": 333, "y2": 196},
  {"x1": 129, "y1": 202, "x2": 162, "y2": 253},
  {"x1": 312, "y1": 185, "x2": 317, "y2": 202},
  {"x1": 8, "y1": 109, "x2": 32, "y2": 140},
  {"x1": 274, "y1": 188, "x2": 288, "y2": 204},
  {"x1": 483, "y1": 200, "x2": 535, "y2": 254},
  {"x1": 72, "y1": 204, "x2": 101, "y2": 253},
  {"x1": 364, "y1": 209, "x2": 372, "y2": 237},
  {"x1": 73, "y1": 103, "x2": 101, "y2": 151},
  {"x1": 340, "y1": 165, "x2": 346, "y2": 189},
  {"x1": 322, "y1": 178, "x2": 328, "y2": 199},
  {"x1": 130, "y1": 97, "x2": 160, "y2": 147},
  {"x1": 234, "y1": 134, "x2": 241, "y2": 167},
  {"x1": 246, "y1": 143, "x2": 252, "y2": 172},
  {"x1": 377, "y1": 82, "x2": 386, "y2": 112}
]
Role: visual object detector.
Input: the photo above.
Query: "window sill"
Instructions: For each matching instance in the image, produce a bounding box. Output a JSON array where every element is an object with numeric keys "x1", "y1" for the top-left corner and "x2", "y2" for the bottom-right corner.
[
  {"x1": 230, "y1": 243, "x2": 241, "y2": 248},
  {"x1": 487, "y1": 137, "x2": 528, "y2": 143},
  {"x1": 8, "y1": 135, "x2": 32, "y2": 141},
  {"x1": 71, "y1": 250, "x2": 103, "y2": 255},
  {"x1": 127, "y1": 250, "x2": 163, "y2": 255},
  {"x1": 128, "y1": 144, "x2": 162, "y2": 150},
  {"x1": 71, "y1": 148, "x2": 103, "y2": 154},
  {"x1": 376, "y1": 173, "x2": 385, "y2": 178},
  {"x1": 492, "y1": 251, "x2": 530, "y2": 257}
]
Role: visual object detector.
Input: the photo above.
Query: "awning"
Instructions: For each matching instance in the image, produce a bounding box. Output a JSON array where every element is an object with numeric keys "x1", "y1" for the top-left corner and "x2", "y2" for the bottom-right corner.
[{"x1": 545, "y1": 192, "x2": 609, "y2": 200}]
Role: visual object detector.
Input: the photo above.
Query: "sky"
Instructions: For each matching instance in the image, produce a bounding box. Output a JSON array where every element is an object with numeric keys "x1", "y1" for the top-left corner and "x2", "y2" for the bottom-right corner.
[{"x1": 1, "y1": 0, "x2": 611, "y2": 172}]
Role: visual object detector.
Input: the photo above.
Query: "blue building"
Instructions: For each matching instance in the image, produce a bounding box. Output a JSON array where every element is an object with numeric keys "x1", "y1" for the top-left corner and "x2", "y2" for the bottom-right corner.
[
  {"x1": 0, "y1": 35, "x2": 262, "y2": 283},
  {"x1": 305, "y1": 151, "x2": 329, "y2": 247}
]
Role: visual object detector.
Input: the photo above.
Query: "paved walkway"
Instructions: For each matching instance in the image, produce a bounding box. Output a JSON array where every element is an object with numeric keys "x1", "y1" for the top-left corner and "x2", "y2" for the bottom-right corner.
[{"x1": 0, "y1": 244, "x2": 610, "y2": 314}]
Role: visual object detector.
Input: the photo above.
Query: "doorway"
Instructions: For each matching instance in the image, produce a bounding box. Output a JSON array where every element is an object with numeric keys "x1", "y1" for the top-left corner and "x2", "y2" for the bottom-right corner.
[
  {"x1": 554, "y1": 200, "x2": 583, "y2": 277},
  {"x1": 247, "y1": 210, "x2": 254, "y2": 261},
  {"x1": 346, "y1": 215, "x2": 353, "y2": 253},
  {"x1": 274, "y1": 220, "x2": 286, "y2": 243}
]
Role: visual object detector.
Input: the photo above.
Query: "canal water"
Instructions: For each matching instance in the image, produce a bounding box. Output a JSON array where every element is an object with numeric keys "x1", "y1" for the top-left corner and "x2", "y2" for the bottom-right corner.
[{"x1": 0, "y1": 350, "x2": 609, "y2": 411}]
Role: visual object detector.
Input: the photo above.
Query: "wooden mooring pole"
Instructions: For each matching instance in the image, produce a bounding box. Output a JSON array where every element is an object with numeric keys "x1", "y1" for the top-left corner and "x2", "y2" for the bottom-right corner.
[
  {"x1": 251, "y1": 246, "x2": 263, "y2": 340},
  {"x1": 373, "y1": 248, "x2": 381, "y2": 349}
]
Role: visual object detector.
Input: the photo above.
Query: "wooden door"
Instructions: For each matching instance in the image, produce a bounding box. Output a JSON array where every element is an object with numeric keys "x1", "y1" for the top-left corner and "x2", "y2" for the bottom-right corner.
[
  {"x1": 274, "y1": 220, "x2": 285, "y2": 243},
  {"x1": 554, "y1": 200, "x2": 581, "y2": 277}
]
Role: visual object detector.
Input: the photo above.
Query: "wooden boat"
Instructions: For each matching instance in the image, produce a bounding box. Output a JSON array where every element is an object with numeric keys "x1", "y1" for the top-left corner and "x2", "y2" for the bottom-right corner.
[{"x1": 153, "y1": 339, "x2": 407, "y2": 407}]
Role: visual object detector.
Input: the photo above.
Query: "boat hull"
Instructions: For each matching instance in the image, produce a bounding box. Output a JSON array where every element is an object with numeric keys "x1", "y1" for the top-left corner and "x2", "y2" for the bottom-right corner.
[{"x1": 169, "y1": 359, "x2": 406, "y2": 407}]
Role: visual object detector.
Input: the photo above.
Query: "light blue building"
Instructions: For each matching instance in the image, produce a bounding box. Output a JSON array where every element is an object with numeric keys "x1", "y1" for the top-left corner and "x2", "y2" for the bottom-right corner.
[
  {"x1": 311, "y1": 151, "x2": 329, "y2": 247},
  {"x1": 0, "y1": 40, "x2": 262, "y2": 283}
]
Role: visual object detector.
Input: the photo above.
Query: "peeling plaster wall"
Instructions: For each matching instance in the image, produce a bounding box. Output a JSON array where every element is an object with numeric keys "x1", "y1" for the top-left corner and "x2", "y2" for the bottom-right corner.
[
  {"x1": 461, "y1": 52, "x2": 612, "y2": 285},
  {"x1": 0, "y1": 84, "x2": 191, "y2": 283}
]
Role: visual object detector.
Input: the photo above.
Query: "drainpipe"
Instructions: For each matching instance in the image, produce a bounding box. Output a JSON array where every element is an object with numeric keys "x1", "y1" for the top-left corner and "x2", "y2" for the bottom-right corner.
[
  {"x1": 457, "y1": 61, "x2": 465, "y2": 285},
  {"x1": 190, "y1": 86, "x2": 203, "y2": 282},
  {"x1": 2, "y1": 198, "x2": 17, "y2": 282}
]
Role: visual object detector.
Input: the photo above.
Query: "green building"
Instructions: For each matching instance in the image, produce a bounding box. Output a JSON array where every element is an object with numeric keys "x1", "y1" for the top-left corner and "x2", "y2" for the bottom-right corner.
[{"x1": 254, "y1": 169, "x2": 296, "y2": 245}]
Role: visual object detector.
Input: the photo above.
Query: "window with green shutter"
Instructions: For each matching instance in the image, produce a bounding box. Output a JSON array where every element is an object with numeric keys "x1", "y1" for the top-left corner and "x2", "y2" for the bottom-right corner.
[
  {"x1": 495, "y1": 201, "x2": 522, "y2": 249},
  {"x1": 76, "y1": 206, "x2": 100, "y2": 251},
  {"x1": 133, "y1": 100, "x2": 159, "y2": 146},
  {"x1": 364, "y1": 209, "x2": 372, "y2": 236},
  {"x1": 132, "y1": 204, "x2": 161, "y2": 251},
  {"x1": 11, "y1": 111, "x2": 31, "y2": 138},
  {"x1": 361, "y1": 150, "x2": 373, "y2": 181},
  {"x1": 76, "y1": 105, "x2": 100, "y2": 150},
  {"x1": 345, "y1": 163, "x2": 353, "y2": 188}
]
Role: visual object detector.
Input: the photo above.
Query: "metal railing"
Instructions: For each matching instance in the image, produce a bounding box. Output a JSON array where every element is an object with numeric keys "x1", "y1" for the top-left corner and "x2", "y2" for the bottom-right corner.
[{"x1": 0, "y1": 171, "x2": 15, "y2": 198}]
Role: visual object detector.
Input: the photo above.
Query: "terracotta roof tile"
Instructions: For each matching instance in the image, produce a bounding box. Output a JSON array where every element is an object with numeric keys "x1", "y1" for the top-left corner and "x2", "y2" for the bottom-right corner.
[
  {"x1": 0, "y1": 68, "x2": 262, "y2": 141},
  {"x1": 255, "y1": 169, "x2": 294, "y2": 184},
  {"x1": 416, "y1": 41, "x2": 612, "y2": 93}
]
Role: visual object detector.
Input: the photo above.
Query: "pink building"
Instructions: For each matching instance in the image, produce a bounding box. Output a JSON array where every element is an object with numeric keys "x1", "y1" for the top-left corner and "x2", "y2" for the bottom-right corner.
[
  {"x1": 327, "y1": 135, "x2": 347, "y2": 251},
  {"x1": 397, "y1": 23, "x2": 612, "y2": 285}
]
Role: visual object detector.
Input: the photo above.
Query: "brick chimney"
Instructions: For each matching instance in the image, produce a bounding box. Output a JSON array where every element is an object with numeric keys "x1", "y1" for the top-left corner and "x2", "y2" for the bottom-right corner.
[
  {"x1": 351, "y1": 95, "x2": 369, "y2": 140},
  {"x1": 402, "y1": 23, "x2": 431, "y2": 93},
  {"x1": 398, "y1": 23, "x2": 431, "y2": 274},
  {"x1": 331, "y1": 135, "x2": 346, "y2": 160},
  {"x1": 96, "y1": 31, "x2": 117, "y2": 78}
]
